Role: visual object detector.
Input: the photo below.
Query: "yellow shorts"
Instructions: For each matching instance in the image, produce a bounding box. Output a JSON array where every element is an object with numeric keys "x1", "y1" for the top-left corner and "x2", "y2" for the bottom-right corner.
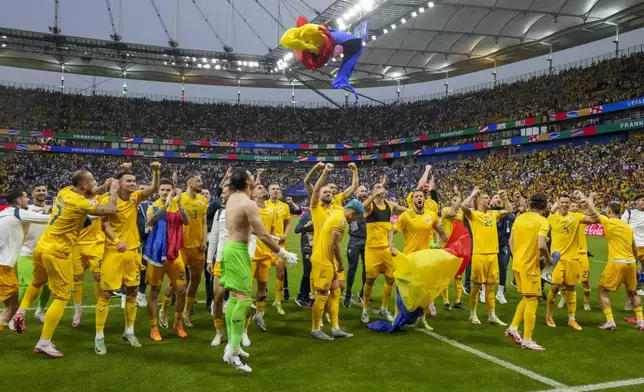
[
  {"x1": 213, "y1": 261, "x2": 222, "y2": 278},
  {"x1": 311, "y1": 262, "x2": 335, "y2": 291},
  {"x1": 72, "y1": 243, "x2": 103, "y2": 275},
  {"x1": 599, "y1": 261, "x2": 637, "y2": 293},
  {"x1": 33, "y1": 247, "x2": 73, "y2": 301},
  {"x1": 146, "y1": 256, "x2": 187, "y2": 287},
  {"x1": 100, "y1": 248, "x2": 143, "y2": 291},
  {"x1": 0, "y1": 265, "x2": 18, "y2": 302},
  {"x1": 471, "y1": 253, "x2": 499, "y2": 284},
  {"x1": 337, "y1": 270, "x2": 345, "y2": 282},
  {"x1": 551, "y1": 259, "x2": 580, "y2": 286},
  {"x1": 637, "y1": 247, "x2": 644, "y2": 262},
  {"x1": 365, "y1": 247, "x2": 393, "y2": 279},
  {"x1": 513, "y1": 270, "x2": 541, "y2": 296},
  {"x1": 579, "y1": 253, "x2": 590, "y2": 283},
  {"x1": 252, "y1": 257, "x2": 271, "y2": 283},
  {"x1": 180, "y1": 247, "x2": 205, "y2": 268}
]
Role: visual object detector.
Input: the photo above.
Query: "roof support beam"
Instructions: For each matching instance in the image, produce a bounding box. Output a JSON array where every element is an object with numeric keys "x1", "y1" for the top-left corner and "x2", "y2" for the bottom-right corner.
[
  {"x1": 444, "y1": 2, "x2": 591, "y2": 20},
  {"x1": 395, "y1": 27, "x2": 524, "y2": 41}
]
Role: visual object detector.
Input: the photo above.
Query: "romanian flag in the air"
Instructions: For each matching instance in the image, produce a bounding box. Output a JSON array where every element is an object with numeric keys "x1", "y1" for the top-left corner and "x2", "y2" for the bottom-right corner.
[{"x1": 367, "y1": 221, "x2": 471, "y2": 333}]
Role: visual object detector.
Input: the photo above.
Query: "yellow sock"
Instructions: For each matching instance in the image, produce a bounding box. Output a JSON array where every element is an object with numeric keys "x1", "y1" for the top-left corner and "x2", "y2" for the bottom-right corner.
[
  {"x1": 635, "y1": 306, "x2": 643, "y2": 321},
  {"x1": 256, "y1": 301, "x2": 265, "y2": 313},
  {"x1": 546, "y1": 289, "x2": 556, "y2": 316},
  {"x1": 161, "y1": 294, "x2": 171, "y2": 312},
  {"x1": 125, "y1": 296, "x2": 137, "y2": 329},
  {"x1": 470, "y1": 284, "x2": 481, "y2": 312},
  {"x1": 329, "y1": 288, "x2": 340, "y2": 329},
  {"x1": 93, "y1": 282, "x2": 101, "y2": 300},
  {"x1": 95, "y1": 297, "x2": 110, "y2": 333},
  {"x1": 19, "y1": 284, "x2": 41, "y2": 310},
  {"x1": 184, "y1": 296, "x2": 195, "y2": 314},
  {"x1": 214, "y1": 318, "x2": 224, "y2": 332},
  {"x1": 312, "y1": 294, "x2": 328, "y2": 330},
  {"x1": 363, "y1": 283, "x2": 373, "y2": 310},
  {"x1": 455, "y1": 276, "x2": 463, "y2": 303},
  {"x1": 150, "y1": 317, "x2": 158, "y2": 328},
  {"x1": 40, "y1": 298, "x2": 67, "y2": 340},
  {"x1": 583, "y1": 288, "x2": 591, "y2": 303},
  {"x1": 485, "y1": 284, "x2": 495, "y2": 313},
  {"x1": 245, "y1": 315, "x2": 251, "y2": 330},
  {"x1": 381, "y1": 282, "x2": 393, "y2": 310},
  {"x1": 523, "y1": 297, "x2": 538, "y2": 341},
  {"x1": 566, "y1": 290, "x2": 577, "y2": 319},
  {"x1": 174, "y1": 312, "x2": 183, "y2": 323},
  {"x1": 275, "y1": 278, "x2": 284, "y2": 304},
  {"x1": 73, "y1": 281, "x2": 83, "y2": 305},
  {"x1": 441, "y1": 289, "x2": 449, "y2": 304},
  {"x1": 511, "y1": 298, "x2": 526, "y2": 329},
  {"x1": 603, "y1": 308, "x2": 614, "y2": 322}
]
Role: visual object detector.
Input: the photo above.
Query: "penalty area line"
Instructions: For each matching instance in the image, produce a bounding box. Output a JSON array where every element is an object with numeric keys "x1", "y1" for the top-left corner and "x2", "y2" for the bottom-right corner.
[{"x1": 534, "y1": 377, "x2": 644, "y2": 392}]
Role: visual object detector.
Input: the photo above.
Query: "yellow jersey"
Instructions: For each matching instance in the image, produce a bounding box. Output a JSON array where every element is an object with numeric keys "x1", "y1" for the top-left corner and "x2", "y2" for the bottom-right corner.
[
  {"x1": 406, "y1": 192, "x2": 438, "y2": 214},
  {"x1": 441, "y1": 206, "x2": 464, "y2": 238},
  {"x1": 365, "y1": 200, "x2": 392, "y2": 248},
  {"x1": 548, "y1": 212, "x2": 585, "y2": 260},
  {"x1": 77, "y1": 196, "x2": 104, "y2": 245},
  {"x1": 311, "y1": 202, "x2": 332, "y2": 247},
  {"x1": 180, "y1": 192, "x2": 208, "y2": 249},
  {"x1": 578, "y1": 223, "x2": 588, "y2": 254},
  {"x1": 266, "y1": 199, "x2": 290, "y2": 239},
  {"x1": 331, "y1": 193, "x2": 346, "y2": 210},
  {"x1": 38, "y1": 186, "x2": 96, "y2": 257},
  {"x1": 467, "y1": 209, "x2": 501, "y2": 254},
  {"x1": 511, "y1": 211, "x2": 549, "y2": 275},
  {"x1": 311, "y1": 209, "x2": 348, "y2": 269},
  {"x1": 599, "y1": 215, "x2": 635, "y2": 261},
  {"x1": 253, "y1": 204, "x2": 277, "y2": 260},
  {"x1": 100, "y1": 190, "x2": 144, "y2": 250},
  {"x1": 394, "y1": 208, "x2": 439, "y2": 254}
]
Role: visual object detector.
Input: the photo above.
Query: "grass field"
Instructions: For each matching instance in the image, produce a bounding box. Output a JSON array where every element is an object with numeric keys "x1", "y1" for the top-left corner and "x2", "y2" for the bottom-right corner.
[{"x1": 1, "y1": 218, "x2": 642, "y2": 392}]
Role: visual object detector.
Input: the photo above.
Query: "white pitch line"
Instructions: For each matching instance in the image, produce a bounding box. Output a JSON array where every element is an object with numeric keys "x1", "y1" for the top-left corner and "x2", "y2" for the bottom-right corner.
[{"x1": 535, "y1": 377, "x2": 644, "y2": 392}]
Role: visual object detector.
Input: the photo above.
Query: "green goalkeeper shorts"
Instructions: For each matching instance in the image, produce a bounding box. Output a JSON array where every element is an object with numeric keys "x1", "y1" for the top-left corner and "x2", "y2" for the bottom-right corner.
[{"x1": 220, "y1": 241, "x2": 252, "y2": 296}]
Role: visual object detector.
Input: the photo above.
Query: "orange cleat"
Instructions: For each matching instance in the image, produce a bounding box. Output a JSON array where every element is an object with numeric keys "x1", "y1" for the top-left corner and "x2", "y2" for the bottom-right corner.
[
  {"x1": 173, "y1": 322, "x2": 188, "y2": 339},
  {"x1": 545, "y1": 316, "x2": 556, "y2": 328},
  {"x1": 568, "y1": 320, "x2": 583, "y2": 331},
  {"x1": 149, "y1": 328, "x2": 163, "y2": 342}
]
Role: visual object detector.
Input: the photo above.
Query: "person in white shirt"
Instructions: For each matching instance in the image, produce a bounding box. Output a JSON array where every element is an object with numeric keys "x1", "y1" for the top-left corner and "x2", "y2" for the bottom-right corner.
[
  {"x1": 623, "y1": 194, "x2": 644, "y2": 297},
  {"x1": 0, "y1": 189, "x2": 50, "y2": 331}
]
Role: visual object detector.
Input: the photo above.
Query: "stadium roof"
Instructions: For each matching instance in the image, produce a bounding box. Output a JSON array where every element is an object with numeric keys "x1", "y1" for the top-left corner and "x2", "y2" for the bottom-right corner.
[{"x1": 1, "y1": 0, "x2": 643, "y2": 91}]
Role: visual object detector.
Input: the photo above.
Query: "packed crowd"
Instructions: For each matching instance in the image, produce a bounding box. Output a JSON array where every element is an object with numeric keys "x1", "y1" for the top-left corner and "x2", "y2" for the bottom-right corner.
[
  {"x1": 1, "y1": 135, "x2": 641, "y2": 207},
  {"x1": 0, "y1": 53, "x2": 642, "y2": 144}
]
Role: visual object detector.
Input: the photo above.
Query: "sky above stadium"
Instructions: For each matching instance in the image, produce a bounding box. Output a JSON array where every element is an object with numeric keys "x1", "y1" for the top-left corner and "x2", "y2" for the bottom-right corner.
[{"x1": 1, "y1": 1, "x2": 644, "y2": 105}]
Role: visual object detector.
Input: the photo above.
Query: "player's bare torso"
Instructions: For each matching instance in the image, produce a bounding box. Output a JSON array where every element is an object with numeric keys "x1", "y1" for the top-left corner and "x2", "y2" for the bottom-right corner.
[{"x1": 226, "y1": 192, "x2": 254, "y2": 244}]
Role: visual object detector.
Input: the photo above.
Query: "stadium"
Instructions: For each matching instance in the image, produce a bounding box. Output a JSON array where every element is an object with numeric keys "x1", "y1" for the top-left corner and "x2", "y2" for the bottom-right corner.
[{"x1": 1, "y1": 0, "x2": 644, "y2": 390}]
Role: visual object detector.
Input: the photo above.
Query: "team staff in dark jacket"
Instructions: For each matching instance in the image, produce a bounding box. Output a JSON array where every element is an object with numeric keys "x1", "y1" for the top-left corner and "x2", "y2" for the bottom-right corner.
[{"x1": 294, "y1": 208, "x2": 313, "y2": 307}]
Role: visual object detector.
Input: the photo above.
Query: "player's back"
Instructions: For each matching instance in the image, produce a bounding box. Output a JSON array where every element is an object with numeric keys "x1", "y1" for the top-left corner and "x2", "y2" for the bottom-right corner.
[
  {"x1": 226, "y1": 192, "x2": 252, "y2": 244},
  {"x1": 512, "y1": 211, "x2": 549, "y2": 275},
  {"x1": 600, "y1": 215, "x2": 635, "y2": 261}
]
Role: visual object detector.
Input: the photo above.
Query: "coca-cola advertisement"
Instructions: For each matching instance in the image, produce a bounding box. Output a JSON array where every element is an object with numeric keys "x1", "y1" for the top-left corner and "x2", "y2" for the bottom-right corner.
[{"x1": 585, "y1": 224, "x2": 605, "y2": 236}]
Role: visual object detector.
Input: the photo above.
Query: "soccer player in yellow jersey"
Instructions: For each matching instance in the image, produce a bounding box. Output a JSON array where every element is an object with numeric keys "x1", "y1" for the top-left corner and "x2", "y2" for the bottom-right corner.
[
  {"x1": 310, "y1": 201, "x2": 364, "y2": 340},
  {"x1": 94, "y1": 162, "x2": 160, "y2": 355},
  {"x1": 178, "y1": 173, "x2": 209, "y2": 327},
  {"x1": 250, "y1": 183, "x2": 277, "y2": 333},
  {"x1": 407, "y1": 165, "x2": 439, "y2": 215},
  {"x1": 389, "y1": 190, "x2": 448, "y2": 330},
  {"x1": 304, "y1": 162, "x2": 358, "y2": 210},
  {"x1": 545, "y1": 191, "x2": 598, "y2": 331},
  {"x1": 505, "y1": 193, "x2": 552, "y2": 351},
  {"x1": 360, "y1": 181, "x2": 407, "y2": 324},
  {"x1": 145, "y1": 179, "x2": 190, "y2": 341},
  {"x1": 16, "y1": 171, "x2": 119, "y2": 358},
  {"x1": 440, "y1": 189, "x2": 464, "y2": 310},
  {"x1": 568, "y1": 201, "x2": 593, "y2": 311},
  {"x1": 597, "y1": 202, "x2": 644, "y2": 331},
  {"x1": 266, "y1": 183, "x2": 292, "y2": 315},
  {"x1": 461, "y1": 187, "x2": 512, "y2": 326}
]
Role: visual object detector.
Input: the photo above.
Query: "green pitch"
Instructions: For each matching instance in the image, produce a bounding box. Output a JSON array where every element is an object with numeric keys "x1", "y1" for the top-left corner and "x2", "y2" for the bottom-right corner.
[{"x1": 1, "y1": 219, "x2": 641, "y2": 392}]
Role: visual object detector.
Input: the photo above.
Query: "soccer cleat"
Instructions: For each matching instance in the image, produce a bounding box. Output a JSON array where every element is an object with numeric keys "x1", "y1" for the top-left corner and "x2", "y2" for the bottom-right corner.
[
  {"x1": 461, "y1": 284, "x2": 470, "y2": 296},
  {"x1": 419, "y1": 317, "x2": 434, "y2": 331},
  {"x1": 443, "y1": 303, "x2": 452, "y2": 311},
  {"x1": 496, "y1": 292, "x2": 507, "y2": 305},
  {"x1": 623, "y1": 317, "x2": 637, "y2": 324},
  {"x1": 583, "y1": 302, "x2": 591, "y2": 311},
  {"x1": 480, "y1": 286, "x2": 486, "y2": 304},
  {"x1": 122, "y1": 333, "x2": 142, "y2": 348},
  {"x1": 273, "y1": 302, "x2": 285, "y2": 316},
  {"x1": 356, "y1": 292, "x2": 365, "y2": 307},
  {"x1": 34, "y1": 308, "x2": 45, "y2": 324},
  {"x1": 557, "y1": 296, "x2": 566, "y2": 309},
  {"x1": 136, "y1": 292, "x2": 147, "y2": 307},
  {"x1": 252, "y1": 313, "x2": 267, "y2": 332},
  {"x1": 223, "y1": 350, "x2": 252, "y2": 373},
  {"x1": 13, "y1": 312, "x2": 25, "y2": 333},
  {"x1": 331, "y1": 327, "x2": 353, "y2": 338},
  {"x1": 488, "y1": 315, "x2": 507, "y2": 327},
  {"x1": 453, "y1": 302, "x2": 466, "y2": 310},
  {"x1": 568, "y1": 320, "x2": 582, "y2": 331},
  {"x1": 510, "y1": 280, "x2": 517, "y2": 289},
  {"x1": 504, "y1": 328, "x2": 523, "y2": 345},
  {"x1": 343, "y1": 294, "x2": 352, "y2": 308},
  {"x1": 72, "y1": 311, "x2": 83, "y2": 328},
  {"x1": 545, "y1": 316, "x2": 556, "y2": 328},
  {"x1": 360, "y1": 309, "x2": 370, "y2": 324},
  {"x1": 637, "y1": 289, "x2": 644, "y2": 296},
  {"x1": 468, "y1": 315, "x2": 481, "y2": 325},
  {"x1": 637, "y1": 322, "x2": 644, "y2": 332},
  {"x1": 521, "y1": 340, "x2": 546, "y2": 351},
  {"x1": 295, "y1": 297, "x2": 309, "y2": 308},
  {"x1": 173, "y1": 322, "x2": 188, "y2": 338},
  {"x1": 183, "y1": 313, "x2": 194, "y2": 328},
  {"x1": 211, "y1": 332, "x2": 224, "y2": 347},
  {"x1": 158, "y1": 309, "x2": 169, "y2": 329},
  {"x1": 428, "y1": 302, "x2": 437, "y2": 317},
  {"x1": 311, "y1": 330, "x2": 334, "y2": 341},
  {"x1": 35, "y1": 342, "x2": 64, "y2": 358},
  {"x1": 149, "y1": 329, "x2": 163, "y2": 342},
  {"x1": 241, "y1": 332, "x2": 251, "y2": 347},
  {"x1": 378, "y1": 308, "x2": 394, "y2": 323},
  {"x1": 599, "y1": 321, "x2": 617, "y2": 331},
  {"x1": 94, "y1": 338, "x2": 107, "y2": 355},
  {"x1": 283, "y1": 288, "x2": 291, "y2": 301}
]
